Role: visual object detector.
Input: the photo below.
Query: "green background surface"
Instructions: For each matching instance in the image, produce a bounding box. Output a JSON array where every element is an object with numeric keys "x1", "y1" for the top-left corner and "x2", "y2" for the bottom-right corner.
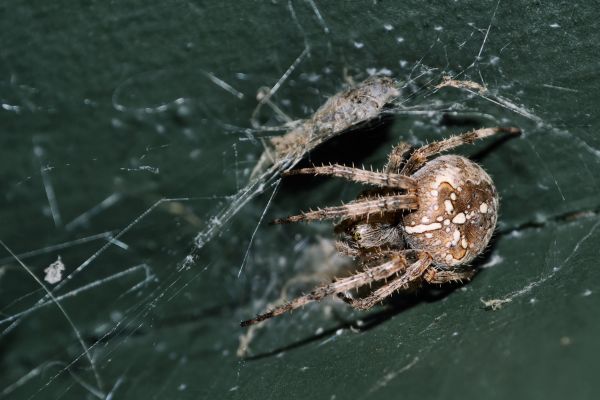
[{"x1": 1, "y1": 1, "x2": 599, "y2": 399}]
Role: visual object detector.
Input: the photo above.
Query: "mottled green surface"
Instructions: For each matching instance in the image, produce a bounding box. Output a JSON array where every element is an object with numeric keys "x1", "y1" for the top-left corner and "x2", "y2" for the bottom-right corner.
[{"x1": 1, "y1": 1, "x2": 599, "y2": 399}]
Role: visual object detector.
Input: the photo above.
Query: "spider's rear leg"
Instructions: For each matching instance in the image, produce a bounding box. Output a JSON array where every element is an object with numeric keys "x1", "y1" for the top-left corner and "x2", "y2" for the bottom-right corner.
[
  {"x1": 272, "y1": 194, "x2": 418, "y2": 224},
  {"x1": 240, "y1": 255, "x2": 410, "y2": 327},
  {"x1": 401, "y1": 126, "x2": 521, "y2": 175},
  {"x1": 284, "y1": 164, "x2": 416, "y2": 190},
  {"x1": 338, "y1": 253, "x2": 432, "y2": 310}
]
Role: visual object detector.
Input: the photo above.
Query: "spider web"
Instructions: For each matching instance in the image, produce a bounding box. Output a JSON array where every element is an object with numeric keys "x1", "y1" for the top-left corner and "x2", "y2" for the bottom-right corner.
[{"x1": 1, "y1": 1, "x2": 599, "y2": 399}]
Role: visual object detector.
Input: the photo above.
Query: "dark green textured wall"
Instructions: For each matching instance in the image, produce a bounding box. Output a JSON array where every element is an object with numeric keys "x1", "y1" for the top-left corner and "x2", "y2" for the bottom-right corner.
[{"x1": 1, "y1": 1, "x2": 599, "y2": 399}]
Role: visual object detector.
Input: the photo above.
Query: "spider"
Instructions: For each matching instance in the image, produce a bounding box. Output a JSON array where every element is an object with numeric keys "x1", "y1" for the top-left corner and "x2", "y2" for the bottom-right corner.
[{"x1": 241, "y1": 125, "x2": 520, "y2": 327}]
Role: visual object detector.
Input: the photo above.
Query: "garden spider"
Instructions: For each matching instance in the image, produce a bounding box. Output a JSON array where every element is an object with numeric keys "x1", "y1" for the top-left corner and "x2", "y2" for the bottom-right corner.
[{"x1": 241, "y1": 124, "x2": 520, "y2": 327}]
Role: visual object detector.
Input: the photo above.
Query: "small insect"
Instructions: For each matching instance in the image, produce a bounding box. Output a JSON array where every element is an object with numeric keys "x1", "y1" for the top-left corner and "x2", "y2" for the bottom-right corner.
[{"x1": 241, "y1": 125, "x2": 520, "y2": 327}]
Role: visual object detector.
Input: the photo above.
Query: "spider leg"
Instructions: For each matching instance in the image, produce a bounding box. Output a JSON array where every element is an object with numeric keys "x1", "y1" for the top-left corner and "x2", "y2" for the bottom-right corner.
[
  {"x1": 401, "y1": 126, "x2": 521, "y2": 175},
  {"x1": 272, "y1": 194, "x2": 418, "y2": 224},
  {"x1": 240, "y1": 255, "x2": 410, "y2": 327},
  {"x1": 334, "y1": 241, "x2": 361, "y2": 257},
  {"x1": 384, "y1": 141, "x2": 412, "y2": 173},
  {"x1": 422, "y1": 267, "x2": 476, "y2": 284},
  {"x1": 283, "y1": 164, "x2": 416, "y2": 190},
  {"x1": 338, "y1": 253, "x2": 432, "y2": 310}
]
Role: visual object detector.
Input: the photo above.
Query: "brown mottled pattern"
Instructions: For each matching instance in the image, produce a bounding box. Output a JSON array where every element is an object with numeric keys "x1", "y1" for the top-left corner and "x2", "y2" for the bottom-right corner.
[{"x1": 403, "y1": 155, "x2": 498, "y2": 266}]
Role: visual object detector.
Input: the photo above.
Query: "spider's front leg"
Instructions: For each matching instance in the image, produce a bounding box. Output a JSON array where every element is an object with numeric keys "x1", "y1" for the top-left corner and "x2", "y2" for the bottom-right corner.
[
  {"x1": 338, "y1": 253, "x2": 432, "y2": 310},
  {"x1": 400, "y1": 126, "x2": 521, "y2": 175},
  {"x1": 283, "y1": 164, "x2": 416, "y2": 190},
  {"x1": 422, "y1": 267, "x2": 476, "y2": 284},
  {"x1": 384, "y1": 141, "x2": 412, "y2": 173},
  {"x1": 240, "y1": 254, "x2": 410, "y2": 327},
  {"x1": 272, "y1": 194, "x2": 418, "y2": 224}
]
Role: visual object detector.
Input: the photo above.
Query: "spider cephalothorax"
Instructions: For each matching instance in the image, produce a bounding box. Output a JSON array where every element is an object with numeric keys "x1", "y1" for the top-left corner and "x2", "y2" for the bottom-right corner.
[{"x1": 241, "y1": 126, "x2": 519, "y2": 327}]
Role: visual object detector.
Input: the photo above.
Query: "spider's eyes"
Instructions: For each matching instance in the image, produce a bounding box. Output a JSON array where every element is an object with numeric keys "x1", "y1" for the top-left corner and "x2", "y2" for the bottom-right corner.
[{"x1": 353, "y1": 231, "x2": 362, "y2": 242}]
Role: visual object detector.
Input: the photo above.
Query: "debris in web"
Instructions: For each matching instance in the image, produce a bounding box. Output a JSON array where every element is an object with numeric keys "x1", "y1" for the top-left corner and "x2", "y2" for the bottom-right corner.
[
  {"x1": 43, "y1": 256, "x2": 65, "y2": 284},
  {"x1": 480, "y1": 296, "x2": 511, "y2": 310},
  {"x1": 0, "y1": 240, "x2": 105, "y2": 397},
  {"x1": 482, "y1": 218, "x2": 600, "y2": 310},
  {"x1": 249, "y1": 75, "x2": 401, "y2": 180},
  {"x1": 435, "y1": 76, "x2": 488, "y2": 93},
  {"x1": 0, "y1": 263, "x2": 152, "y2": 325}
]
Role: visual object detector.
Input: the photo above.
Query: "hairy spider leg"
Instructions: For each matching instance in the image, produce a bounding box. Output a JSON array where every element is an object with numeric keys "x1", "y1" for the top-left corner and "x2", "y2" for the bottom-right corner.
[
  {"x1": 384, "y1": 141, "x2": 412, "y2": 173},
  {"x1": 338, "y1": 253, "x2": 432, "y2": 310},
  {"x1": 423, "y1": 267, "x2": 476, "y2": 284},
  {"x1": 334, "y1": 240, "x2": 361, "y2": 257},
  {"x1": 401, "y1": 126, "x2": 521, "y2": 175},
  {"x1": 271, "y1": 194, "x2": 418, "y2": 224},
  {"x1": 283, "y1": 164, "x2": 416, "y2": 190},
  {"x1": 240, "y1": 255, "x2": 410, "y2": 327}
]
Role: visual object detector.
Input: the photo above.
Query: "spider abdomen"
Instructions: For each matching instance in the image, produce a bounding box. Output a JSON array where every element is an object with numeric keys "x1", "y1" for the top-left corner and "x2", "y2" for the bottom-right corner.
[{"x1": 403, "y1": 155, "x2": 498, "y2": 267}]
